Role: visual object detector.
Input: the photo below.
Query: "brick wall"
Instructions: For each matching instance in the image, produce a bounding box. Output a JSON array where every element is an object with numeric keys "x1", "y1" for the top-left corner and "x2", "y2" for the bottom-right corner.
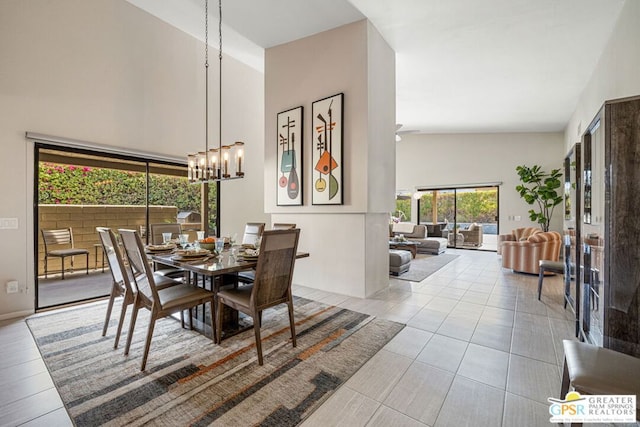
[{"x1": 37, "y1": 205, "x2": 178, "y2": 275}]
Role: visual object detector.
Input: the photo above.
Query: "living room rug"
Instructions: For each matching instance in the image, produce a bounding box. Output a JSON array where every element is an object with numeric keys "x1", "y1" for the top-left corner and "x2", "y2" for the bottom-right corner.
[
  {"x1": 26, "y1": 297, "x2": 403, "y2": 426},
  {"x1": 393, "y1": 253, "x2": 460, "y2": 282}
]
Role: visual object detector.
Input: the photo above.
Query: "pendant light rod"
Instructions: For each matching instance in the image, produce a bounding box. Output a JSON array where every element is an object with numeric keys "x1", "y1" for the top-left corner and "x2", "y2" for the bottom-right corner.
[{"x1": 187, "y1": 0, "x2": 245, "y2": 183}]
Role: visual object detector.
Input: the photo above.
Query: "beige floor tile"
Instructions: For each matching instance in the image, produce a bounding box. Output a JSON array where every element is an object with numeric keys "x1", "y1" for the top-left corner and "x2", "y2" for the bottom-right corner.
[
  {"x1": 406, "y1": 308, "x2": 448, "y2": 332},
  {"x1": 486, "y1": 293, "x2": 518, "y2": 310},
  {"x1": 460, "y1": 290, "x2": 490, "y2": 305},
  {"x1": 434, "y1": 376, "x2": 504, "y2": 427},
  {"x1": 457, "y1": 343, "x2": 509, "y2": 389},
  {"x1": 502, "y1": 392, "x2": 551, "y2": 427},
  {"x1": 383, "y1": 326, "x2": 433, "y2": 359},
  {"x1": 435, "y1": 315, "x2": 477, "y2": 341},
  {"x1": 380, "y1": 302, "x2": 424, "y2": 324},
  {"x1": 0, "y1": 388, "x2": 65, "y2": 427},
  {"x1": 480, "y1": 306, "x2": 515, "y2": 327},
  {"x1": 345, "y1": 349, "x2": 413, "y2": 401},
  {"x1": 384, "y1": 362, "x2": 454, "y2": 426},
  {"x1": 416, "y1": 334, "x2": 468, "y2": 373},
  {"x1": 366, "y1": 405, "x2": 429, "y2": 427},
  {"x1": 0, "y1": 371, "x2": 55, "y2": 407},
  {"x1": 513, "y1": 311, "x2": 552, "y2": 335},
  {"x1": 471, "y1": 321, "x2": 513, "y2": 352},
  {"x1": 511, "y1": 329, "x2": 557, "y2": 364},
  {"x1": 301, "y1": 386, "x2": 380, "y2": 427},
  {"x1": 425, "y1": 297, "x2": 458, "y2": 313},
  {"x1": 507, "y1": 354, "x2": 561, "y2": 404},
  {"x1": 20, "y1": 408, "x2": 74, "y2": 427}
]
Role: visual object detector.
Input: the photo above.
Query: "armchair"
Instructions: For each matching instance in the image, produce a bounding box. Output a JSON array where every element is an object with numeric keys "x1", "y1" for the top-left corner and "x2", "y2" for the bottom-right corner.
[
  {"x1": 501, "y1": 231, "x2": 562, "y2": 275},
  {"x1": 497, "y1": 227, "x2": 542, "y2": 254},
  {"x1": 459, "y1": 223, "x2": 483, "y2": 247}
]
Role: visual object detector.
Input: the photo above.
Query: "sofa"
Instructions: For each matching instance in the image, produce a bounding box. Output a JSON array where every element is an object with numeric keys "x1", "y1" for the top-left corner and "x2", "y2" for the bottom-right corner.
[
  {"x1": 390, "y1": 222, "x2": 447, "y2": 255},
  {"x1": 459, "y1": 223, "x2": 483, "y2": 247},
  {"x1": 497, "y1": 226, "x2": 542, "y2": 254},
  {"x1": 425, "y1": 223, "x2": 449, "y2": 239},
  {"x1": 501, "y1": 230, "x2": 562, "y2": 274}
]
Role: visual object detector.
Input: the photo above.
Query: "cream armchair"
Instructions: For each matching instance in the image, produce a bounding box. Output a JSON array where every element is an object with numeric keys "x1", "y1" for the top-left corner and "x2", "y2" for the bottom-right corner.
[{"x1": 501, "y1": 231, "x2": 562, "y2": 275}]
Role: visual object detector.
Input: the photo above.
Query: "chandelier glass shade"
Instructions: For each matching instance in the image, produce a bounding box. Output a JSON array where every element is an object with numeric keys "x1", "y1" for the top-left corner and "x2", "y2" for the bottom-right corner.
[{"x1": 187, "y1": 0, "x2": 245, "y2": 183}]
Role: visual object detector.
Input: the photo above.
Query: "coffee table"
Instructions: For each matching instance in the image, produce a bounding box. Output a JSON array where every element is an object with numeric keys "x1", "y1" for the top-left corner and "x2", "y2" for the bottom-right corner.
[{"x1": 389, "y1": 241, "x2": 420, "y2": 258}]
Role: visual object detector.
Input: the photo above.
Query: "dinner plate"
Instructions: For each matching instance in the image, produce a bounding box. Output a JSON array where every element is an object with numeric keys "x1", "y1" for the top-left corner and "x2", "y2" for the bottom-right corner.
[
  {"x1": 241, "y1": 254, "x2": 260, "y2": 260},
  {"x1": 171, "y1": 254, "x2": 211, "y2": 262},
  {"x1": 146, "y1": 244, "x2": 176, "y2": 252},
  {"x1": 174, "y1": 249, "x2": 210, "y2": 257}
]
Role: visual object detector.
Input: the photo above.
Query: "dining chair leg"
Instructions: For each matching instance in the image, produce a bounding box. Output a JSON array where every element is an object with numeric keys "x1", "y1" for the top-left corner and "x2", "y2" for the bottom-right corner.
[
  {"x1": 188, "y1": 308, "x2": 194, "y2": 330},
  {"x1": 114, "y1": 302, "x2": 128, "y2": 349},
  {"x1": 44, "y1": 256, "x2": 48, "y2": 279},
  {"x1": 85, "y1": 253, "x2": 89, "y2": 275},
  {"x1": 216, "y1": 299, "x2": 224, "y2": 344},
  {"x1": 208, "y1": 298, "x2": 217, "y2": 342},
  {"x1": 253, "y1": 309, "x2": 263, "y2": 365},
  {"x1": 124, "y1": 299, "x2": 140, "y2": 356},
  {"x1": 287, "y1": 301, "x2": 297, "y2": 347},
  {"x1": 102, "y1": 287, "x2": 117, "y2": 337},
  {"x1": 140, "y1": 316, "x2": 157, "y2": 371},
  {"x1": 61, "y1": 257, "x2": 65, "y2": 280}
]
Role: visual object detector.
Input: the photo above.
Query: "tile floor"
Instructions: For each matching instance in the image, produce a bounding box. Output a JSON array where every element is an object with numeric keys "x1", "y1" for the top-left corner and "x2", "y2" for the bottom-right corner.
[{"x1": 0, "y1": 249, "x2": 578, "y2": 426}]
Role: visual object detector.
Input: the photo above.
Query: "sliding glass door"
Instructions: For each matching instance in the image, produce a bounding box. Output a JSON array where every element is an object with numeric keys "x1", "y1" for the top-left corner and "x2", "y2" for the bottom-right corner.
[
  {"x1": 417, "y1": 186, "x2": 499, "y2": 251},
  {"x1": 35, "y1": 144, "x2": 218, "y2": 309}
]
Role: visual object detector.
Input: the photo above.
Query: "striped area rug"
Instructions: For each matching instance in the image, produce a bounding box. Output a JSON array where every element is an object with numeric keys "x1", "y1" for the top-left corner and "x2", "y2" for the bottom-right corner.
[{"x1": 27, "y1": 297, "x2": 403, "y2": 426}]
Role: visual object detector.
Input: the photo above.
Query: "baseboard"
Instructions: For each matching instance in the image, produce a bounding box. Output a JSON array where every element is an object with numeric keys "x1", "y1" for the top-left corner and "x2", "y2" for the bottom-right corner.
[{"x1": 0, "y1": 309, "x2": 35, "y2": 321}]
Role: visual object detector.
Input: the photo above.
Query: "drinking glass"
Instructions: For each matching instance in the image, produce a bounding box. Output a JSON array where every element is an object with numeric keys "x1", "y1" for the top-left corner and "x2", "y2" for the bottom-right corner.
[
  {"x1": 179, "y1": 234, "x2": 189, "y2": 248},
  {"x1": 162, "y1": 232, "x2": 172, "y2": 244},
  {"x1": 230, "y1": 233, "x2": 237, "y2": 247},
  {"x1": 215, "y1": 239, "x2": 225, "y2": 254},
  {"x1": 196, "y1": 231, "x2": 205, "y2": 241}
]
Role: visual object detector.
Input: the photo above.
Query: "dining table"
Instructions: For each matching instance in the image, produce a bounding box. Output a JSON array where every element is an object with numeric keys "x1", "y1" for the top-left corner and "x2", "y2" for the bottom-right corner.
[{"x1": 149, "y1": 247, "x2": 309, "y2": 339}]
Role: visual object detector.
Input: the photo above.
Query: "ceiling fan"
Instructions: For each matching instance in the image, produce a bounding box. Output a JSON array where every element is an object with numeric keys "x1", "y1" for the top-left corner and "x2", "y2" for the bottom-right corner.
[{"x1": 395, "y1": 124, "x2": 419, "y2": 142}]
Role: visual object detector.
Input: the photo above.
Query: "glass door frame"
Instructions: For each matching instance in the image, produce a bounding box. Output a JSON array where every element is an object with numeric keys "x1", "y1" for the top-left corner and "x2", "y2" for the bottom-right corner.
[
  {"x1": 33, "y1": 142, "x2": 220, "y2": 310},
  {"x1": 416, "y1": 185, "x2": 500, "y2": 251}
]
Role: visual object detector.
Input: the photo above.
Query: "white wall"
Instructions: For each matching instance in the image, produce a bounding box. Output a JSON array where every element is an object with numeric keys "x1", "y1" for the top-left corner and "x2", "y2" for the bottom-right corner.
[
  {"x1": 265, "y1": 20, "x2": 395, "y2": 297},
  {"x1": 0, "y1": 0, "x2": 265, "y2": 318},
  {"x1": 564, "y1": 0, "x2": 640, "y2": 150},
  {"x1": 396, "y1": 132, "x2": 565, "y2": 233}
]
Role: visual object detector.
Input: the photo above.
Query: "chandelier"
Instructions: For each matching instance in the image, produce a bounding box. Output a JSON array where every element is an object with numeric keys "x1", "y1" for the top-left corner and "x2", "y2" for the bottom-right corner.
[{"x1": 188, "y1": 0, "x2": 245, "y2": 183}]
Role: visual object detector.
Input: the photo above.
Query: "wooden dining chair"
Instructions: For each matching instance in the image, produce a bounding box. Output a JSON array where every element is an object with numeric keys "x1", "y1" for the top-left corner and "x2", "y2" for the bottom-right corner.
[
  {"x1": 272, "y1": 223, "x2": 296, "y2": 230},
  {"x1": 41, "y1": 227, "x2": 89, "y2": 279},
  {"x1": 217, "y1": 228, "x2": 300, "y2": 365},
  {"x1": 97, "y1": 227, "x2": 182, "y2": 349},
  {"x1": 149, "y1": 223, "x2": 182, "y2": 244},
  {"x1": 241, "y1": 222, "x2": 265, "y2": 247},
  {"x1": 119, "y1": 229, "x2": 217, "y2": 371}
]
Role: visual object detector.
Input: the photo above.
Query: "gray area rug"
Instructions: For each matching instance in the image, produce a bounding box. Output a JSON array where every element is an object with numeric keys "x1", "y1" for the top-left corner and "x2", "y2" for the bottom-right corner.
[
  {"x1": 393, "y1": 253, "x2": 460, "y2": 282},
  {"x1": 27, "y1": 297, "x2": 403, "y2": 426}
]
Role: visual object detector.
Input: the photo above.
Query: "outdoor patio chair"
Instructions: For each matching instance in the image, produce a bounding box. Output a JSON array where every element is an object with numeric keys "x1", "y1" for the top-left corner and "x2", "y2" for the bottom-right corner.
[
  {"x1": 119, "y1": 228, "x2": 217, "y2": 370},
  {"x1": 216, "y1": 228, "x2": 300, "y2": 365},
  {"x1": 97, "y1": 227, "x2": 182, "y2": 349},
  {"x1": 41, "y1": 227, "x2": 89, "y2": 280}
]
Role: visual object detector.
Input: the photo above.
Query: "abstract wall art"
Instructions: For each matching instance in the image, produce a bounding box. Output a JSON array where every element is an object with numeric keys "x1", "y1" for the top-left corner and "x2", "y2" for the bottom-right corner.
[
  {"x1": 312, "y1": 93, "x2": 343, "y2": 205},
  {"x1": 276, "y1": 106, "x2": 303, "y2": 206}
]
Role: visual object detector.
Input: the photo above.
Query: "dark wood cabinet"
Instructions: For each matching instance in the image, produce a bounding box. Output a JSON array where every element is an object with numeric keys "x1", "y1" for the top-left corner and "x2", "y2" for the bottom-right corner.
[{"x1": 580, "y1": 95, "x2": 640, "y2": 357}]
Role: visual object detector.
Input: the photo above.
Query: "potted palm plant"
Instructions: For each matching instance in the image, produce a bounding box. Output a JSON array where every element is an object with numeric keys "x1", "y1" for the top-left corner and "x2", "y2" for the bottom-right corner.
[{"x1": 515, "y1": 165, "x2": 563, "y2": 232}]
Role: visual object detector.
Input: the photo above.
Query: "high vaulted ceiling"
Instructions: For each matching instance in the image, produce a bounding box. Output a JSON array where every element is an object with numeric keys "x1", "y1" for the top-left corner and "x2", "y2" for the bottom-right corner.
[{"x1": 128, "y1": 0, "x2": 625, "y2": 134}]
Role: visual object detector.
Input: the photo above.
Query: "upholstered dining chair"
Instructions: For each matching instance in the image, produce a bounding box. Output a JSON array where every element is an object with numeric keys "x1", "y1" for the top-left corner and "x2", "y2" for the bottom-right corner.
[
  {"x1": 148, "y1": 222, "x2": 185, "y2": 279},
  {"x1": 119, "y1": 229, "x2": 217, "y2": 371},
  {"x1": 41, "y1": 227, "x2": 89, "y2": 279},
  {"x1": 97, "y1": 227, "x2": 182, "y2": 349},
  {"x1": 241, "y1": 222, "x2": 265, "y2": 247},
  {"x1": 216, "y1": 228, "x2": 300, "y2": 365}
]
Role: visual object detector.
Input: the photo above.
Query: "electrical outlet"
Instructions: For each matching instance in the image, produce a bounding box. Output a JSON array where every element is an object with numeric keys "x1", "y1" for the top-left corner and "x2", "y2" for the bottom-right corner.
[{"x1": 6, "y1": 281, "x2": 19, "y2": 293}]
